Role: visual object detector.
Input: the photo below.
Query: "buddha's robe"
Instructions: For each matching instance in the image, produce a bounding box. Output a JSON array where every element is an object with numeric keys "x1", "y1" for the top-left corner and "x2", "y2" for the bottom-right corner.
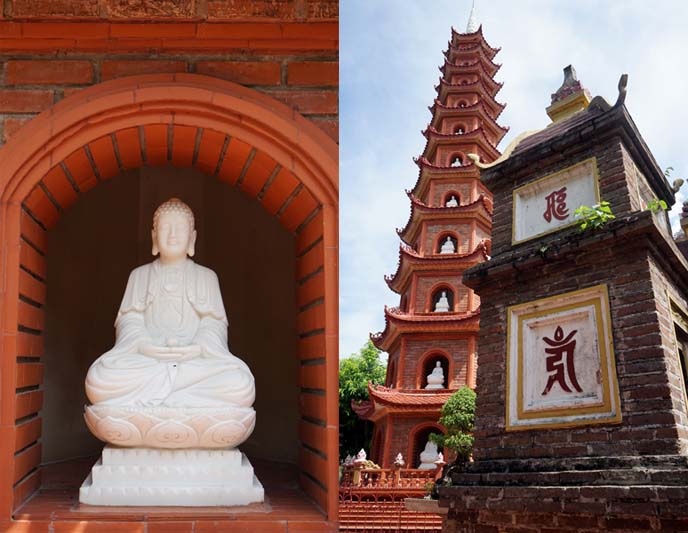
[{"x1": 85, "y1": 259, "x2": 255, "y2": 408}]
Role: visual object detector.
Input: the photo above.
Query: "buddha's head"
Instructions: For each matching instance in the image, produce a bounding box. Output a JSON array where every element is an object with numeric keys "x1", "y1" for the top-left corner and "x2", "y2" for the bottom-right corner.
[{"x1": 151, "y1": 198, "x2": 197, "y2": 262}]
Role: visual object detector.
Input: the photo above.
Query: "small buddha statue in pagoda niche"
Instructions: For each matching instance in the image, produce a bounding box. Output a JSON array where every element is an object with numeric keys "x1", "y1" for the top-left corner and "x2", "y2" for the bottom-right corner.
[
  {"x1": 418, "y1": 440, "x2": 441, "y2": 470},
  {"x1": 433, "y1": 291, "x2": 451, "y2": 312},
  {"x1": 439, "y1": 236, "x2": 456, "y2": 254},
  {"x1": 445, "y1": 195, "x2": 459, "y2": 207},
  {"x1": 425, "y1": 361, "x2": 445, "y2": 390},
  {"x1": 83, "y1": 198, "x2": 256, "y2": 449}
]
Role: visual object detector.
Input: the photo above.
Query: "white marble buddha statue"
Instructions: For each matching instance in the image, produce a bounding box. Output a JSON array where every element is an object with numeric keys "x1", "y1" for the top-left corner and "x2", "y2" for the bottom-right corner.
[
  {"x1": 439, "y1": 236, "x2": 456, "y2": 254},
  {"x1": 83, "y1": 198, "x2": 256, "y2": 449},
  {"x1": 445, "y1": 195, "x2": 459, "y2": 207},
  {"x1": 425, "y1": 361, "x2": 445, "y2": 390},
  {"x1": 433, "y1": 291, "x2": 450, "y2": 312},
  {"x1": 418, "y1": 440, "x2": 441, "y2": 470}
]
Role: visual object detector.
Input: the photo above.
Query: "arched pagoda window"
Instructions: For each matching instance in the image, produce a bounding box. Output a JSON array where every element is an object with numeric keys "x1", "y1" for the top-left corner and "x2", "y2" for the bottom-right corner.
[
  {"x1": 410, "y1": 425, "x2": 443, "y2": 468},
  {"x1": 421, "y1": 353, "x2": 449, "y2": 389},
  {"x1": 453, "y1": 124, "x2": 466, "y2": 135},
  {"x1": 443, "y1": 192, "x2": 460, "y2": 207},
  {"x1": 457, "y1": 100, "x2": 468, "y2": 108},
  {"x1": 430, "y1": 286, "x2": 454, "y2": 313},
  {"x1": 436, "y1": 233, "x2": 458, "y2": 254},
  {"x1": 450, "y1": 154, "x2": 464, "y2": 167}
]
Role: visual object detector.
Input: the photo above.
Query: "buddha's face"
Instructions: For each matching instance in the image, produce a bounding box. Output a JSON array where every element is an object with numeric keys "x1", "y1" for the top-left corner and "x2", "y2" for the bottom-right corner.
[{"x1": 152, "y1": 210, "x2": 196, "y2": 262}]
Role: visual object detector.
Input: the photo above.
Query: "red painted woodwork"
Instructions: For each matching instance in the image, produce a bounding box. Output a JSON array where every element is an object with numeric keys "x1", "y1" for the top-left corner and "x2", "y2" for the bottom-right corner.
[{"x1": 363, "y1": 24, "x2": 506, "y2": 469}]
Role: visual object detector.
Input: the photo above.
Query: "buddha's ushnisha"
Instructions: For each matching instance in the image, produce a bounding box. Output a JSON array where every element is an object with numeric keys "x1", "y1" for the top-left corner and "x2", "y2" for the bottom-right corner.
[{"x1": 85, "y1": 198, "x2": 255, "y2": 408}]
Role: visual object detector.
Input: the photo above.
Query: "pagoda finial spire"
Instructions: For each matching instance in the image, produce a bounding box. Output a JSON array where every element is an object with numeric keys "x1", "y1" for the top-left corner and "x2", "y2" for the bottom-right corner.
[{"x1": 466, "y1": 0, "x2": 479, "y2": 33}]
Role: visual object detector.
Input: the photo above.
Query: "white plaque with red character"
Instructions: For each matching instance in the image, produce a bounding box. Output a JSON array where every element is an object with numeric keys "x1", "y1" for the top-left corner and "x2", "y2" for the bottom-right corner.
[
  {"x1": 506, "y1": 284, "x2": 621, "y2": 430},
  {"x1": 512, "y1": 157, "x2": 600, "y2": 244}
]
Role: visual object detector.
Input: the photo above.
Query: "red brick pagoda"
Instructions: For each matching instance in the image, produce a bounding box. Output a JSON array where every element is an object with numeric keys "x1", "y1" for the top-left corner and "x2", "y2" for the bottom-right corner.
[{"x1": 355, "y1": 9, "x2": 507, "y2": 469}]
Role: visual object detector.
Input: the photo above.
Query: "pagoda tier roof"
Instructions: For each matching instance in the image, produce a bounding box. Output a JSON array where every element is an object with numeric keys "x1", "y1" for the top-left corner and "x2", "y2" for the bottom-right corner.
[
  {"x1": 397, "y1": 191, "x2": 492, "y2": 246},
  {"x1": 408, "y1": 156, "x2": 480, "y2": 201},
  {"x1": 353, "y1": 385, "x2": 456, "y2": 422},
  {"x1": 445, "y1": 40, "x2": 498, "y2": 63},
  {"x1": 436, "y1": 76, "x2": 502, "y2": 101},
  {"x1": 385, "y1": 239, "x2": 491, "y2": 294},
  {"x1": 371, "y1": 307, "x2": 480, "y2": 352},
  {"x1": 426, "y1": 117, "x2": 509, "y2": 149},
  {"x1": 440, "y1": 56, "x2": 500, "y2": 81},
  {"x1": 430, "y1": 98, "x2": 505, "y2": 124},
  {"x1": 422, "y1": 126, "x2": 501, "y2": 163},
  {"x1": 433, "y1": 84, "x2": 505, "y2": 120},
  {"x1": 449, "y1": 25, "x2": 500, "y2": 59}
]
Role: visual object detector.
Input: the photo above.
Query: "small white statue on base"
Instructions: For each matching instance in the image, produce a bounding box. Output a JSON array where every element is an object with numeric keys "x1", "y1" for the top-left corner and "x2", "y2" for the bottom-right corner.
[
  {"x1": 425, "y1": 361, "x2": 445, "y2": 390},
  {"x1": 418, "y1": 440, "x2": 440, "y2": 470},
  {"x1": 434, "y1": 291, "x2": 451, "y2": 312},
  {"x1": 439, "y1": 236, "x2": 456, "y2": 254},
  {"x1": 445, "y1": 195, "x2": 459, "y2": 207},
  {"x1": 80, "y1": 198, "x2": 263, "y2": 507},
  {"x1": 394, "y1": 453, "x2": 405, "y2": 468}
]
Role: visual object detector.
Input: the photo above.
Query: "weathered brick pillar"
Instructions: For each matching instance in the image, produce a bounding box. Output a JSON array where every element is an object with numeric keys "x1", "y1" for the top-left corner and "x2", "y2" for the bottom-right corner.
[{"x1": 439, "y1": 70, "x2": 688, "y2": 531}]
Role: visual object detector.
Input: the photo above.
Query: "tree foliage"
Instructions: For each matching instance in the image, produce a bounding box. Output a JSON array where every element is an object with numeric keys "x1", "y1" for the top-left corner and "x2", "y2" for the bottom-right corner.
[
  {"x1": 574, "y1": 201, "x2": 615, "y2": 231},
  {"x1": 339, "y1": 340, "x2": 387, "y2": 458},
  {"x1": 429, "y1": 386, "x2": 476, "y2": 463}
]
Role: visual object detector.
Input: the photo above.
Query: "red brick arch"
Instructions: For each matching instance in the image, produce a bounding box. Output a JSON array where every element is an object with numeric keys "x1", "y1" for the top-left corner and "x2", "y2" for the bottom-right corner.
[
  {"x1": 0, "y1": 74, "x2": 338, "y2": 522},
  {"x1": 416, "y1": 349, "x2": 453, "y2": 390}
]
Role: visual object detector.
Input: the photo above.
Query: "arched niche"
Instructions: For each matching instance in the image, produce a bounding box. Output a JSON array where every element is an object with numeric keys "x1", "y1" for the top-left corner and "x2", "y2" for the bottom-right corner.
[
  {"x1": 42, "y1": 166, "x2": 297, "y2": 465},
  {"x1": 409, "y1": 424, "x2": 444, "y2": 468},
  {"x1": 429, "y1": 285, "x2": 455, "y2": 313},
  {"x1": 419, "y1": 352, "x2": 450, "y2": 389},
  {"x1": 442, "y1": 191, "x2": 461, "y2": 207},
  {"x1": 0, "y1": 74, "x2": 338, "y2": 521},
  {"x1": 436, "y1": 232, "x2": 459, "y2": 254},
  {"x1": 449, "y1": 152, "x2": 467, "y2": 167}
]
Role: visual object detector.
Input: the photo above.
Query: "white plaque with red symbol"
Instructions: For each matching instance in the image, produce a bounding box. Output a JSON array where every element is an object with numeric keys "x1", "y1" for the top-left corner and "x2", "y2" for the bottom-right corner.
[
  {"x1": 506, "y1": 284, "x2": 621, "y2": 430},
  {"x1": 512, "y1": 158, "x2": 600, "y2": 244}
]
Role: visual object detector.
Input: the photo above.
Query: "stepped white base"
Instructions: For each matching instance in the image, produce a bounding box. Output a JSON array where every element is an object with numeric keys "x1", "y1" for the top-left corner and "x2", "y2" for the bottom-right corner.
[{"x1": 79, "y1": 446, "x2": 264, "y2": 506}]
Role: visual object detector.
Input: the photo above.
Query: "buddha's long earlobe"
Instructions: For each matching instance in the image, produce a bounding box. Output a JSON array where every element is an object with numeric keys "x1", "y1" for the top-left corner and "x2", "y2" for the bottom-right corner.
[
  {"x1": 151, "y1": 230, "x2": 159, "y2": 256},
  {"x1": 188, "y1": 230, "x2": 197, "y2": 257}
]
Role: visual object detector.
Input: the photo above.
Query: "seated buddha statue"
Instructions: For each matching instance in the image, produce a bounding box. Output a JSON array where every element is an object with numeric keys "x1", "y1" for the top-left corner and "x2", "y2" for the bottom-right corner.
[
  {"x1": 418, "y1": 440, "x2": 441, "y2": 470},
  {"x1": 425, "y1": 361, "x2": 445, "y2": 390},
  {"x1": 83, "y1": 198, "x2": 256, "y2": 449}
]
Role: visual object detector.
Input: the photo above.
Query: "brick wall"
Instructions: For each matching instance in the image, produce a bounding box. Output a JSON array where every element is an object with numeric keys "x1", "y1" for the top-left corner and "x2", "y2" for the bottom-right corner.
[
  {"x1": 401, "y1": 337, "x2": 470, "y2": 389},
  {"x1": 385, "y1": 416, "x2": 442, "y2": 468},
  {"x1": 0, "y1": 0, "x2": 338, "y2": 145},
  {"x1": 472, "y1": 230, "x2": 686, "y2": 461},
  {"x1": 649, "y1": 254, "x2": 688, "y2": 451},
  {"x1": 423, "y1": 222, "x2": 472, "y2": 254},
  {"x1": 431, "y1": 182, "x2": 472, "y2": 207},
  {"x1": 413, "y1": 274, "x2": 470, "y2": 314},
  {"x1": 489, "y1": 137, "x2": 634, "y2": 257}
]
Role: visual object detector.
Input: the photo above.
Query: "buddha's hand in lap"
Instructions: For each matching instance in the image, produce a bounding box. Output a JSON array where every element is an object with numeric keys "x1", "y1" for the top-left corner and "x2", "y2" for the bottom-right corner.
[{"x1": 140, "y1": 343, "x2": 202, "y2": 362}]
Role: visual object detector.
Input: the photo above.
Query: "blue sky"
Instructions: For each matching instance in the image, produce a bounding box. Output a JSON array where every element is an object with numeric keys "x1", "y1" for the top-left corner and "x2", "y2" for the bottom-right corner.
[{"x1": 340, "y1": 0, "x2": 688, "y2": 358}]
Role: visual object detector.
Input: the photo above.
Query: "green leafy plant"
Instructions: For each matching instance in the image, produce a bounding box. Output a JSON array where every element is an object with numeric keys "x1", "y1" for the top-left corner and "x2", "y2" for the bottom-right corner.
[
  {"x1": 646, "y1": 198, "x2": 668, "y2": 213},
  {"x1": 339, "y1": 340, "x2": 387, "y2": 458},
  {"x1": 573, "y1": 201, "x2": 615, "y2": 231},
  {"x1": 429, "y1": 386, "x2": 476, "y2": 464}
]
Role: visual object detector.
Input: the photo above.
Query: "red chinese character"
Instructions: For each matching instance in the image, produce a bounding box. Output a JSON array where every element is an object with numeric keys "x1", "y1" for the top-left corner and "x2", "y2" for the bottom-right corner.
[
  {"x1": 541, "y1": 325, "x2": 582, "y2": 395},
  {"x1": 542, "y1": 187, "x2": 569, "y2": 222}
]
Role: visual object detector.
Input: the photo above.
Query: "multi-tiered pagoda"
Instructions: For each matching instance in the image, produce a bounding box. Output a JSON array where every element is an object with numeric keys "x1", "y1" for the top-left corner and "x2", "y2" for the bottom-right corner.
[{"x1": 355, "y1": 8, "x2": 507, "y2": 468}]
